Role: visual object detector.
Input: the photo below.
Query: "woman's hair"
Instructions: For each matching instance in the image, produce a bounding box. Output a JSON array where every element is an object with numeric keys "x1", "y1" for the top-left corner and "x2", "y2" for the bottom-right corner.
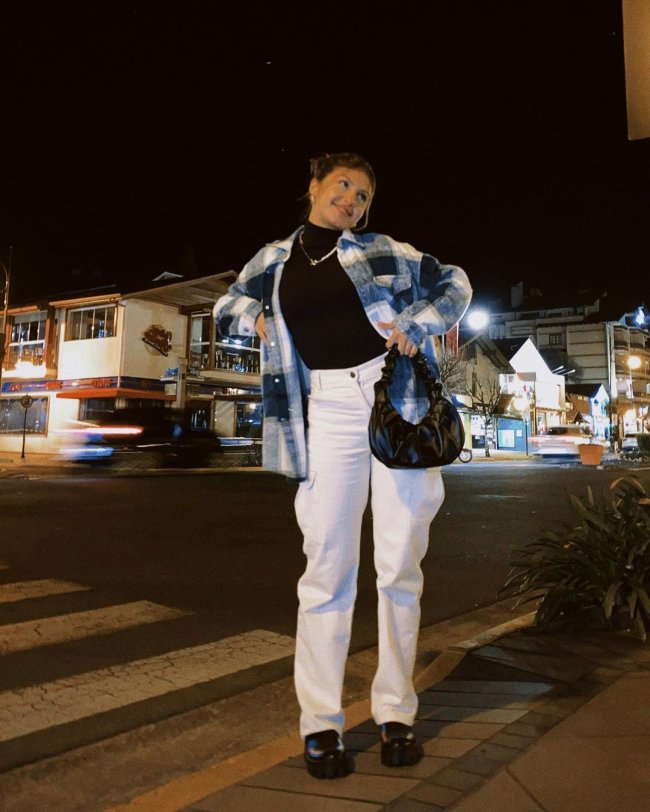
[{"x1": 303, "y1": 152, "x2": 376, "y2": 229}]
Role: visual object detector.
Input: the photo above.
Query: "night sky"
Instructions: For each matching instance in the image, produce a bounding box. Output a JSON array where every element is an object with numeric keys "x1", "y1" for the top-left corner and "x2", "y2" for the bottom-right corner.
[{"x1": 2, "y1": 1, "x2": 648, "y2": 308}]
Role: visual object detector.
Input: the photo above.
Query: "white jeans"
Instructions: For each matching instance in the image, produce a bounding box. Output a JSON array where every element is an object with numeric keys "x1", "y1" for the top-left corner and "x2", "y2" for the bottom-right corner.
[{"x1": 294, "y1": 354, "x2": 445, "y2": 738}]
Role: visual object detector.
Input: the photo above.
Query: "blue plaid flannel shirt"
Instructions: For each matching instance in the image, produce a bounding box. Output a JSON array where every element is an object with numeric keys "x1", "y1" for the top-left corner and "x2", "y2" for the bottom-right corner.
[{"x1": 214, "y1": 227, "x2": 472, "y2": 480}]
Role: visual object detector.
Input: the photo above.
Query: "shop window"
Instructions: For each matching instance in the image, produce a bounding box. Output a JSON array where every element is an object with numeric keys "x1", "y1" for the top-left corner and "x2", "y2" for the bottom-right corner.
[
  {"x1": 236, "y1": 402, "x2": 262, "y2": 437},
  {"x1": 215, "y1": 329, "x2": 260, "y2": 373},
  {"x1": 0, "y1": 397, "x2": 48, "y2": 434},
  {"x1": 79, "y1": 397, "x2": 118, "y2": 421},
  {"x1": 188, "y1": 404, "x2": 211, "y2": 431},
  {"x1": 66, "y1": 305, "x2": 116, "y2": 340}
]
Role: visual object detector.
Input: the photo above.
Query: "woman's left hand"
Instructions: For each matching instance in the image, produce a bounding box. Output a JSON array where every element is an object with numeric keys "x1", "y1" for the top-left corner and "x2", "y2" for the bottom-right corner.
[{"x1": 377, "y1": 321, "x2": 419, "y2": 357}]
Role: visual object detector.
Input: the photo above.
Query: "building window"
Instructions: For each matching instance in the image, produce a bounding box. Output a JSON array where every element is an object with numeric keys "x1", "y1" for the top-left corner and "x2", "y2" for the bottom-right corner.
[
  {"x1": 0, "y1": 397, "x2": 48, "y2": 434},
  {"x1": 215, "y1": 332, "x2": 260, "y2": 373},
  {"x1": 189, "y1": 313, "x2": 211, "y2": 370},
  {"x1": 79, "y1": 397, "x2": 118, "y2": 421},
  {"x1": 7, "y1": 312, "x2": 46, "y2": 368},
  {"x1": 549, "y1": 333, "x2": 563, "y2": 345},
  {"x1": 66, "y1": 305, "x2": 116, "y2": 341}
]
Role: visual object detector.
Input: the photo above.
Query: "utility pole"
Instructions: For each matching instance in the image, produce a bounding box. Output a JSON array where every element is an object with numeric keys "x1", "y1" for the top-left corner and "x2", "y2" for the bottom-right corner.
[{"x1": 0, "y1": 247, "x2": 13, "y2": 399}]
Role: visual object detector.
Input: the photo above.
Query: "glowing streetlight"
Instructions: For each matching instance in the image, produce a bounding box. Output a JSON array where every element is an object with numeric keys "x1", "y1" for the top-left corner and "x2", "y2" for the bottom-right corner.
[
  {"x1": 466, "y1": 309, "x2": 489, "y2": 331},
  {"x1": 627, "y1": 355, "x2": 642, "y2": 370}
]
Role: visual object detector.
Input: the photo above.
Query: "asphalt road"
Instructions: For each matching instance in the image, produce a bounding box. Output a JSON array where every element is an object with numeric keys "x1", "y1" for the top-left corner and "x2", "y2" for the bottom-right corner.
[
  {"x1": 2, "y1": 461, "x2": 647, "y2": 651},
  {"x1": 1, "y1": 459, "x2": 648, "y2": 807}
]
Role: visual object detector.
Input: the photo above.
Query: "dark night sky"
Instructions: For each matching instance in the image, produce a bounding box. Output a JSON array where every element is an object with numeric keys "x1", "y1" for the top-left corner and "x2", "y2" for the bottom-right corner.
[{"x1": 1, "y1": 1, "x2": 648, "y2": 308}]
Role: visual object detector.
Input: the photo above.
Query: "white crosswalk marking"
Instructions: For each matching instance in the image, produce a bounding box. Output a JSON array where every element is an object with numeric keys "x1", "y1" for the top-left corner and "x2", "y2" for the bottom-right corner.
[
  {"x1": 0, "y1": 601, "x2": 189, "y2": 654},
  {"x1": 0, "y1": 630, "x2": 295, "y2": 742},
  {"x1": 0, "y1": 579, "x2": 90, "y2": 603}
]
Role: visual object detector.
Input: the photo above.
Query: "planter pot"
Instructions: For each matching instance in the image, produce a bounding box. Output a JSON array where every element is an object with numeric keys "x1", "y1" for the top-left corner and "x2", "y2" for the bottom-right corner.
[{"x1": 579, "y1": 443, "x2": 603, "y2": 466}]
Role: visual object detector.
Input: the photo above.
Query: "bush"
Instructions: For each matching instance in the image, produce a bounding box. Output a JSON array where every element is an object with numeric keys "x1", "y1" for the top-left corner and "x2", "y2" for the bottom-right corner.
[
  {"x1": 500, "y1": 476, "x2": 650, "y2": 641},
  {"x1": 638, "y1": 434, "x2": 650, "y2": 453}
]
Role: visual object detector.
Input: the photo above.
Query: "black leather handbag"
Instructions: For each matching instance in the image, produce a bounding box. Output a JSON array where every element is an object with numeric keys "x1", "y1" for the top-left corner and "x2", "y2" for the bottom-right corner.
[{"x1": 368, "y1": 346, "x2": 465, "y2": 468}]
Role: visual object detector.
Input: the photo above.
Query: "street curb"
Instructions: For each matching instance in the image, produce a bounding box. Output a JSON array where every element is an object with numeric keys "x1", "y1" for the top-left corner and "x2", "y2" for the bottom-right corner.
[{"x1": 108, "y1": 610, "x2": 537, "y2": 812}]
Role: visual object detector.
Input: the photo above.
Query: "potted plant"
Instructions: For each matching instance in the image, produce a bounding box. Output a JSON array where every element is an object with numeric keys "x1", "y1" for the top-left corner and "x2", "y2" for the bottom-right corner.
[
  {"x1": 578, "y1": 436, "x2": 603, "y2": 466},
  {"x1": 500, "y1": 476, "x2": 650, "y2": 641}
]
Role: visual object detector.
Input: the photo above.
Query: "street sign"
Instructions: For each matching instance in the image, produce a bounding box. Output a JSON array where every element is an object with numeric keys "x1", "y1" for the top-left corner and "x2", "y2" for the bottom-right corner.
[{"x1": 21, "y1": 395, "x2": 34, "y2": 409}]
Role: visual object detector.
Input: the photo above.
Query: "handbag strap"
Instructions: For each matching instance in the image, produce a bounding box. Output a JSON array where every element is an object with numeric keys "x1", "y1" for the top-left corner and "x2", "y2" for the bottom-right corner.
[{"x1": 378, "y1": 346, "x2": 442, "y2": 400}]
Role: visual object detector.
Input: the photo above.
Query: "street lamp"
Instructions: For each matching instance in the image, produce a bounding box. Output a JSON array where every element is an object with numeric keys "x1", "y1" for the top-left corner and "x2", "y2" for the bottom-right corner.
[{"x1": 465, "y1": 309, "x2": 490, "y2": 331}]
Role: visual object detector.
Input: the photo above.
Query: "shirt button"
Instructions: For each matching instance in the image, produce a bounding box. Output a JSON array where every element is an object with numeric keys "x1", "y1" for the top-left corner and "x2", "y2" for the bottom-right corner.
[
  {"x1": 350, "y1": 371, "x2": 356, "y2": 378},
  {"x1": 270, "y1": 341, "x2": 276, "y2": 347},
  {"x1": 274, "y1": 378, "x2": 280, "y2": 383},
  {"x1": 264, "y1": 305, "x2": 270, "y2": 310}
]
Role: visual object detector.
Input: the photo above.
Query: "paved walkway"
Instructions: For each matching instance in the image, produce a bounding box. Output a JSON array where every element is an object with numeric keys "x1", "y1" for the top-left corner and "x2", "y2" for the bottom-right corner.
[{"x1": 104, "y1": 617, "x2": 650, "y2": 812}]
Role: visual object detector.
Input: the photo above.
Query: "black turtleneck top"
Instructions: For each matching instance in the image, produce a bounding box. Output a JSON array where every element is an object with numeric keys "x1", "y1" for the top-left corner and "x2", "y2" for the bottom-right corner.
[{"x1": 278, "y1": 222, "x2": 386, "y2": 369}]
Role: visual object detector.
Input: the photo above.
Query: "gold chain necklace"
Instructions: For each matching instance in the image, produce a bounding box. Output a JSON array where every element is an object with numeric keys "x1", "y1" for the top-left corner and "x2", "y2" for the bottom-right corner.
[{"x1": 298, "y1": 232, "x2": 338, "y2": 266}]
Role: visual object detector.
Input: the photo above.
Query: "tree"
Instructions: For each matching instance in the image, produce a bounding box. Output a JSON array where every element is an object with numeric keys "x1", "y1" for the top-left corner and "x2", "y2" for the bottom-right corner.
[
  {"x1": 469, "y1": 371, "x2": 503, "y2": 457},
  {"x1": 437, "y1": 344, "x2": 469, "y2": 394}
]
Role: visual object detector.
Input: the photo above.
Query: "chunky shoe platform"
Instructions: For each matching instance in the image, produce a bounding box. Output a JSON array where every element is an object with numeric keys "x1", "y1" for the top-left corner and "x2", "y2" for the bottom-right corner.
[
  {"x1": 380, "y1": 722, "x2": 424, "y2": 767},
  {"x1": 304, "y1": 729, "x2": 353, "y2": 779}
]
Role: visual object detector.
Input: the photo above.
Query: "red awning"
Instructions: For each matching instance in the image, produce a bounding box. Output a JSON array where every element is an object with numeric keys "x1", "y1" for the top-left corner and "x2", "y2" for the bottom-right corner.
[{"x1": 56, "y1": 388, "x2": 175, "y2": 401}]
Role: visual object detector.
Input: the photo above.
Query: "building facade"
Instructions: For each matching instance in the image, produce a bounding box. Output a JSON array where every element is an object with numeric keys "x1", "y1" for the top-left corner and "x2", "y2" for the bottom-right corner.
[
  {"x1": 0, "y1": 274, "x2": 262, "y2": 456},
  {"x1": 486, "y1": 284, "x2": 650, "y2": 437}
]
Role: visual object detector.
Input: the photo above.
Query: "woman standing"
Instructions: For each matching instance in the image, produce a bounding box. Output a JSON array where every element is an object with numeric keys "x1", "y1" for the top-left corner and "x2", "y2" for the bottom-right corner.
[{"x1": 214, "y1": 152, "x2": 472, "y2": 778}]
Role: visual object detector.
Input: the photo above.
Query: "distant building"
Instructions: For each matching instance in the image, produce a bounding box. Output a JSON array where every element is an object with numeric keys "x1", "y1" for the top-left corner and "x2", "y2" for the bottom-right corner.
[
  {"x1": 0, "y1": 273, "x2": 263, "y2": 455},
  {"x1": 482, "y1": 283, "x2": 649, "y2": 436}
]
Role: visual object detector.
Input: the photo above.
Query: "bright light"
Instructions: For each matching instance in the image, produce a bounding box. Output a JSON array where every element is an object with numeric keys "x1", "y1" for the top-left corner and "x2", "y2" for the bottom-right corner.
[
  {"x1": 635, "y1": 307, "x2": 646, "y2": 326},
  {"x1": 13, "y1": 360, "x2": 43, "y2": 379},
  {"x1": 627, "y1": 355, "x2": 642, "y2": 370},
  {"x1": 466, "y1": 309, "x2": 489, "y2": 330}
]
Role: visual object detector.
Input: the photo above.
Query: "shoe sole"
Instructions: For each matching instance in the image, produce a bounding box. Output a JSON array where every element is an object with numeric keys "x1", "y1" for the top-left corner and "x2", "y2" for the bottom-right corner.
[
  {"x1": 305, "y1": 752, "x2": 353, "y2": 779},
  {"x1": 381, "y1": 740, "x2": 424, "y2": 767}
]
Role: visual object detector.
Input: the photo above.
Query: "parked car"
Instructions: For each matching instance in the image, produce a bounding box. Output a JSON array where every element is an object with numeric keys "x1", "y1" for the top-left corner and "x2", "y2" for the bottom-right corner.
[
  {"x1": 529, "y1": 425, "x2": 607, "y2": 458},
  {"x1": 621, "y1": 433, "x2": 640, "y2": 455},
  {"x1": 62, "y1": 406, "x2": 222, "y2": 468},
  {"x1": 620, "y1": 433, "x2": 650, "y2": 457}
]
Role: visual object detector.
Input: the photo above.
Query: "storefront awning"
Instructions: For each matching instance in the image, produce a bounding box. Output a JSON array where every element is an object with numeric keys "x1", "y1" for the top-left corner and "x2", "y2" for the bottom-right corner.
[{"x1": 56, "y1": 388, "x2": 175, "y2": 401}]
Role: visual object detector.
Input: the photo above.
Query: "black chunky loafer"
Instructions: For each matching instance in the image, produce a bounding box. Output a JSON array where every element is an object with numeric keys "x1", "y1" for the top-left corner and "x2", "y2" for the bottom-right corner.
[
  {"x1": 380, "y1": 722, "x2": 424, "y2": 767},
  {"x1": 304, "y1": 729, "x2": 353, "y2": 779}
]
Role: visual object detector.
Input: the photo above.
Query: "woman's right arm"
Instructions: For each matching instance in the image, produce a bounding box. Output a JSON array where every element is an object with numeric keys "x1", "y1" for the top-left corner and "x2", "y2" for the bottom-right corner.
[{"x1": 213, "y1": 250, "x2": 266, "y2": 340}]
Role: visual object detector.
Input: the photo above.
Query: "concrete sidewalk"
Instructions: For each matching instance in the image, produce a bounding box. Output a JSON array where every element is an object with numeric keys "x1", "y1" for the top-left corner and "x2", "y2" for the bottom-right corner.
[{"x1": 108, "y1": 616, "x2": 650, "y2": 812}]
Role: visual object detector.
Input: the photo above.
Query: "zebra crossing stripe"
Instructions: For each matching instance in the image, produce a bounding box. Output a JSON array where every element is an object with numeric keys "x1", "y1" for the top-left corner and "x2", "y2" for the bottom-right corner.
[
  {"x1": 0, "y1": 629, "x2": 295, "y2": 743},
  {"x1": 0, "y1": 601, "x2": 190, "y2": 654},
  {"x1": 0, "y1": 579, "x2": 90, "y2": 604}
]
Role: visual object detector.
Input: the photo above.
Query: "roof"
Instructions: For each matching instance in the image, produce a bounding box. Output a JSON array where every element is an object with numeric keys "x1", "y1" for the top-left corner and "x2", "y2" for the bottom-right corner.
[
  {"x1": 490, "y1": 337, "x2": 528, "y2": 359},
  {"x1": 122, "y1": 272, "x2": 237, "y2": 309},
  {"x1": 8, "y1": 272, "x2": 237, "y2": 313},
  {"x1": 566, "y1": 383, "x2": 606, "y2": 398}
]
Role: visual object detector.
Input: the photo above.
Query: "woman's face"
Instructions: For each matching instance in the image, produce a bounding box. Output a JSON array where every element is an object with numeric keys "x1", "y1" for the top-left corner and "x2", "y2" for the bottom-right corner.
[{"x1": 308, "y1": 167, "x2": 373, "y2": 230}]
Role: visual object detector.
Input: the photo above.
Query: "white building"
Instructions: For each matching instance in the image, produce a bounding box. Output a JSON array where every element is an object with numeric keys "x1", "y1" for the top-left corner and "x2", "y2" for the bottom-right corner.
[{"x1": 485, "y1": 283, "x2": 650, "y2": 436}]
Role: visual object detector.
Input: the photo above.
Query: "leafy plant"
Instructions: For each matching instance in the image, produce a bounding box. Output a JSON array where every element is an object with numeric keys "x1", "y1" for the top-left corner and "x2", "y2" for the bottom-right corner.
[{"x1": 500, "y1": 476, "x2": 650, "y2": 641}]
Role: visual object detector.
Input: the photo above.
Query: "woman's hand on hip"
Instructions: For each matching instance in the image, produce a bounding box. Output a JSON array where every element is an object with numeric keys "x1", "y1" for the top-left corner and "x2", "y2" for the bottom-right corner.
[
  {"x1": 377, "y1": 321, "x2": 418, "y2": 357},
  {"x1": 255, "y1": 312, "x2": 269, "y2": 344}
]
